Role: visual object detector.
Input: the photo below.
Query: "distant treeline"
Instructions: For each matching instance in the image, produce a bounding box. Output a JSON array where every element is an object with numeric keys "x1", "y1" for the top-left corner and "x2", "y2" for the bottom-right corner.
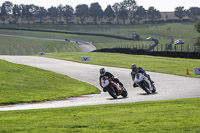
[{"x1": 0, "y1": 0, "x2": 200, "y2": 24}]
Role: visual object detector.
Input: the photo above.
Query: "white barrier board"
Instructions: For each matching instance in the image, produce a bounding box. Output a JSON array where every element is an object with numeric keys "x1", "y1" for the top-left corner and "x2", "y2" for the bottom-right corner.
[
  {"x1": 81, "y1": 56, "x2": 90, "y2": 61},
  {"x1": 194, "y1": 67, "x2": 200, "y2": 75},
  {"x1": 39, "y1": 52, "x2": 45, "y2": 56}
]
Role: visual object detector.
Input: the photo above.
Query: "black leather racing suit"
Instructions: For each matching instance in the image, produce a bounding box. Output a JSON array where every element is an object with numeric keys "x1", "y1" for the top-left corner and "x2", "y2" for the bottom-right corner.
[{"x1": 99, "y1": 72, "x2": 123, "y2": 91}]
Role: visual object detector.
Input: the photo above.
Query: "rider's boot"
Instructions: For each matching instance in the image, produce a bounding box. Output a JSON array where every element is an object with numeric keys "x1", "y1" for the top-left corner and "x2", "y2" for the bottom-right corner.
[{"x1": 133, "y1": 82, "x2": 138, "y2": 88}]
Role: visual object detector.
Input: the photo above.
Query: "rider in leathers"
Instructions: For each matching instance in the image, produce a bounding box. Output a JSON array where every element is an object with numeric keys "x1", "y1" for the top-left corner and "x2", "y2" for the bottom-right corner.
[
  {"x1": 99, "y1": 68, "x2": 123, "y2": 92},
  {"x1": 131, "y1": 64, "x2": 154, "y2": 87}
]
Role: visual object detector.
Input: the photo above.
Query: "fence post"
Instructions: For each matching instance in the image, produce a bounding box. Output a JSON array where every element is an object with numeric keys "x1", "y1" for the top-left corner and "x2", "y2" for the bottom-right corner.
[
  {"x1": 175, "y1": 45, "x2": 176, "y2": 52},
  {"x1": 157, "y1": 45, "x2": 158, "y2": 51},
  {"x1": 181, "y1": 45, "x2": 182, "y2": 52}
]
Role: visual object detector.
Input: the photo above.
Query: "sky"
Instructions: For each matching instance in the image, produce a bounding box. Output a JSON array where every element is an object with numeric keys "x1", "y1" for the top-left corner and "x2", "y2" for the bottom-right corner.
[{"x1": 0, "y1": 0, "x2": 200, "y2": 12}]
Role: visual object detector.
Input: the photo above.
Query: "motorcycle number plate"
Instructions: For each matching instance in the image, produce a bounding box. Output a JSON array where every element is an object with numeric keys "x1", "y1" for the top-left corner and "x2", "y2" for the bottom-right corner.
[{"x1": 101, "y1": 79, "x2": 109, "y2": 88}]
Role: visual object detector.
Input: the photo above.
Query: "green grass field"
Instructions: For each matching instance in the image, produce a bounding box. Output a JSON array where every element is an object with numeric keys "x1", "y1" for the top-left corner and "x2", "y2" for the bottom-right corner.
[
  {"x1": 0, "y1": 22, "x2": 199, "y2": 53},
  {"x1": 45, "y1": 52, "x2": 200, "y2": 78},
  {"x1": 0, "y1": 29, "x2": 149, "y2": 52},
  {"x1": 0, "y1": 23, "x2": 200, "y2": 132},
  {"x1": 0, "y1": 59, "x2": 99, "y2": 106},
  {"x1": 0, "y1": 35, "x2": 81, "y2": 55},
  {"x1": 0, "y1": 23, "x2": 198, "y2": 38},
  {"x1": 0, "y1": 98, "x2": 199, "y2": 132}
]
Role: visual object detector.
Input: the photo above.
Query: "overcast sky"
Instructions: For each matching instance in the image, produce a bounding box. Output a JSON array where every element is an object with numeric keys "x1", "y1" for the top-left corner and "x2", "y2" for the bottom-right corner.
[{"x1": 1, "y1": 0, "x2": 200, "y2": 12}]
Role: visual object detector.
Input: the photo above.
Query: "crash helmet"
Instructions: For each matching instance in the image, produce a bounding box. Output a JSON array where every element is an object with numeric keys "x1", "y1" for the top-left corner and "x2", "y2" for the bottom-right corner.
[
  {"x1": 131, "y1": 64, "x2": 137, "y2": 72},
  {"x1": 100, "y1": 68, "x2": 106, "y2": 75}
]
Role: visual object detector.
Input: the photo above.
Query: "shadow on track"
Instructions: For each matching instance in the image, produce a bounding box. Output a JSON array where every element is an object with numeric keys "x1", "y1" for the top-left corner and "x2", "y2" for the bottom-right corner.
[{"x1": 138, "y1": 92, "x2": 158, "y2": 95}]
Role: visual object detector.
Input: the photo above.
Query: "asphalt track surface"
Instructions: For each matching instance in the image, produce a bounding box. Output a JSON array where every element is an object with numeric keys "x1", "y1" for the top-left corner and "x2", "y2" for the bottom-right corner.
[
  {"x1": 0, "y1": 33, "x2": 96, "y2": 52},
  {"x1": 0, "y1": 56, "x2": 200, "y2": 111}
]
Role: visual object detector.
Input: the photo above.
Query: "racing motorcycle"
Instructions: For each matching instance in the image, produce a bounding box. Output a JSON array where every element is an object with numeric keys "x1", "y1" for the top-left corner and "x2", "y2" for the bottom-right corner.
[
  {"x1": 134, "y1": 72, "x2": 156, "y2": 94},
  {"x1": 100, "y1": 76, "x2": 128, "y2": 99}
]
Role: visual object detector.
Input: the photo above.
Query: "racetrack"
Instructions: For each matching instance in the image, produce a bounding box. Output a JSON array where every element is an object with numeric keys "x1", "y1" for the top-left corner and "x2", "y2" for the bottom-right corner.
[{"x1": 0, "y1": 56, "x2": 200, "y2": 111}]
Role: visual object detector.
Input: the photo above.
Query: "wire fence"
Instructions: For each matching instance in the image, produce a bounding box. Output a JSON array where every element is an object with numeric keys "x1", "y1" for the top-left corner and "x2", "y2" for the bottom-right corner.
[{"x1": 117, "y1": 44, "x2": 200, "y2": 53}]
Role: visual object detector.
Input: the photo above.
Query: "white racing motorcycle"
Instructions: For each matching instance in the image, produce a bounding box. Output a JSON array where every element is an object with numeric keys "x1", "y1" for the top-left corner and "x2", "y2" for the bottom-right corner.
[{"x1": 134, "y1": 72, "x2": 156, "y2": 94}]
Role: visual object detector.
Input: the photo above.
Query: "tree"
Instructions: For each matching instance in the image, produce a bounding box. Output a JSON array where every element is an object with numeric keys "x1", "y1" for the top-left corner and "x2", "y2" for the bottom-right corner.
[
  {"x1": 104, "y1": 5, "x2": 115, "y2": 24},
  {"x1": 195, "y1": 20, "x2": 200, "y2": 51},
  {"x1": 174, "y1": 6, "x2": 186, "y2": 21},
  {"x1": 0, "y1": 6, "x2": 2, "y2": 23},
  {"x1": 21, "y1": 4, "x2": 34, "y2": 23},
  {"x1": 112, "y1": 3, "x2": 120, "y2": 24},
  {"x1": 121, "y1": 0, "x2": 137, "y2": 24},
  {"x1": 119, "y1": 7, "x2": 129, "y2": 24},
  {"x1": 89, "y1": 2, "x2": 103, "y2": 24},
  {"x1": 187, "y1": 7, "x2": 200, "y2": 21},
  {"x1": 12, "y1": 4, "x2": 21, "y2": 23},
  {"x1": 47, "y1": 6, "x2": 58, "y2": 24},
  {"x1": 63, "y1": 5, "x2": 74, "y2": 24},
  {"x1": 195, "y1": 19, "x2": 200, "y2": 33},
  {"x1": 75, "y1": 4, "x2": 89, "y2": 24},
  {"x1": 147, "y1": 6, "x2": 161, "y2": 23},
  {"x1": 57, "y1": 4, "x2": 64, "y2": 24},
  {"x1": 34, "y1": 6, "x2": 47, "y2": 24},
  {"x1": 20, "y1": 4, "x2": 38, "y2": 24},
  {"x1": 29, "y1": 4, "x2": 40, "y2": 23},
  {"x1": 135, "y1": 6, "x2": 146, "y2": 24},
  {"x1": 1, "y1": 1, "x2": 13, "y2": 23}
]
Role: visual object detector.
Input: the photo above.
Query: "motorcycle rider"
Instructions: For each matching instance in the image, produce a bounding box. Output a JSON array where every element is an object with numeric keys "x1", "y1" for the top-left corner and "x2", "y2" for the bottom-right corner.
[
  {"x1": 131, "y1": 64, "x2": 154, "y2": 87},
  {"x1": 99, "y1": 68, "x2": 123, "y2": 92}
]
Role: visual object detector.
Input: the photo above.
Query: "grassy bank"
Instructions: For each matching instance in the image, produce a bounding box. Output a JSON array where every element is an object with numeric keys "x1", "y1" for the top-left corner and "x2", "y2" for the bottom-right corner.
[
  {"x1": 0, "y1": 98, "x2": 199, "y2": 132},
  {"x1": 45, "y1": 52, "x2": 200, "y2": 78},
  {"x1": 0, "y1": 59, "x2": 99, "y2": 105},
  {"x1": 0, "y1": 22, "x2": 198, "y2": 53},
  {"x1": 0, "y1": 36, "x2": 81, "y2": 55},
  {"x1": 0, "y1": 29, "x2": 148, "y2": 51},
  {"x1": 0, "y1": 23, "x2": 198, "y2": 38}
]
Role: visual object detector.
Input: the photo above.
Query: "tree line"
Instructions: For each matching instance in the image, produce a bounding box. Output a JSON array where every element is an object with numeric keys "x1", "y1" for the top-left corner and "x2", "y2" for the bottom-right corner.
[{"x1": 0, "y1": 0, "x2": 200, "y2": 24}]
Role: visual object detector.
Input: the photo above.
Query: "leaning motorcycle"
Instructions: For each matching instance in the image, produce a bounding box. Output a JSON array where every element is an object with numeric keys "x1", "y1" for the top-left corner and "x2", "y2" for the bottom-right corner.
[
  {"x1": 134, "y1": 72, "x2": 156, "y2": 94},
  {"x1": 100, "y1": 76, "x2": 128, "y2": 99}
]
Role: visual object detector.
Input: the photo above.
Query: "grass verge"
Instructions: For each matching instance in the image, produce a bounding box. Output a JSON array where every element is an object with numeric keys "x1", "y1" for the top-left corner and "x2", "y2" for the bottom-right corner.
[
  {"x1": 0, "y1": 36, "x2": 81, "y2": 55},
  {"x1": 0, "y1": 98, "x2": 199, "y2": 132},
  {"x1": 0, "y1": 59, "x2": 99, "y2": 105},
  {"x1": 45, "y1": 52, "x2": 200, "y2": 78}
]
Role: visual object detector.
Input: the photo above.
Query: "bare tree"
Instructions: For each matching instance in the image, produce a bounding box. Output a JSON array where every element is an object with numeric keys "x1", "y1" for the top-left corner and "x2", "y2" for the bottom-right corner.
[
  {"x1": 174, "y1": 6, "x2": 186, "y2": 21},
  {"x1": 112, "y1": 3, "x2": 120, "y2": 24},
  {"x1": 121, "y1": 0, "x2": 137, "y2": 24}
]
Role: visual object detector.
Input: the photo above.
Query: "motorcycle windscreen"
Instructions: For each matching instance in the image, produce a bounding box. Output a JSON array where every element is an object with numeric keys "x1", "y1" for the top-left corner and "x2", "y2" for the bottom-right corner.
[
  {"x1": 134, "y1": 73, "x2": 142, "y2": 83},
  {"x1": 101, "y1": 78, "x2": 109, "y2": 88}
]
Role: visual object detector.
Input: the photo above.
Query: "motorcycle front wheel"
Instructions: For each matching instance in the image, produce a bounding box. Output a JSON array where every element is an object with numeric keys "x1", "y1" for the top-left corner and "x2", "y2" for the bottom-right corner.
[
  {"x1": 107, "y1": 85, "x2": 117, "y2": 99},
  {"x1": 139, "y1": 81, "x2": 151, "y2": 94},
  {"x1": 121, "y1": 87, "x2": 128, "y2": 97},
  {"x1": 152, "y1": 84, "x2": 156, "y2": 93}
]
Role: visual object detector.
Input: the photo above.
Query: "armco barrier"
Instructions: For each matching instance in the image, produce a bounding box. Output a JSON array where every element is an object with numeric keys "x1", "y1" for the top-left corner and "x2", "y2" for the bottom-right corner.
[
  {"x1": 0, "y1": 27, "x2": 133, "y2": 41},
  {"x1": 93, "y1": 48, "x2": 200, "y2": 59}
]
